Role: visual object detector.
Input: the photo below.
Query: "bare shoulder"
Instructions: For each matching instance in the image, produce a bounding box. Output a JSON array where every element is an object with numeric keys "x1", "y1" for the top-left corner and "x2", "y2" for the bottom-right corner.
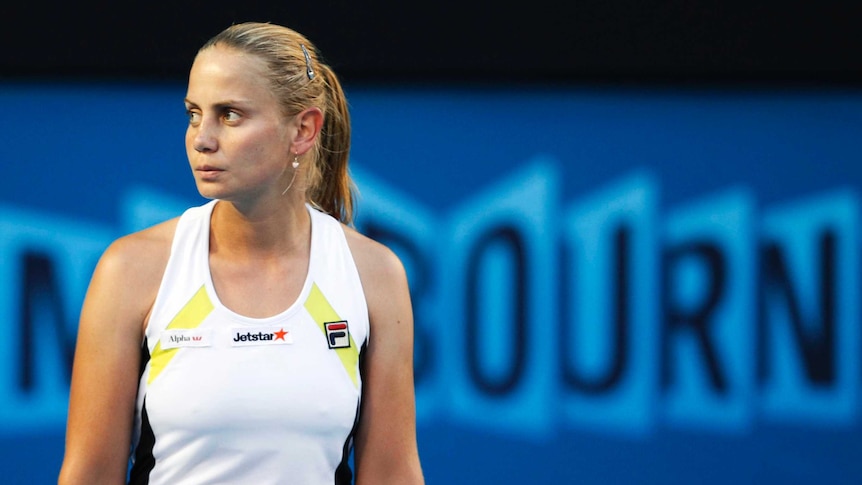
[
  {"x1": 342, "y1": 223, "x2": 413, "y2": 341},
  {"x1": 100, "y1": 218, "x2": 178, "y2": 280},
  {"x1": 342, "y1": 224, "x2": 407, "y2": 285},
  {"x1": 89, "y1": 218, "x2": 179, "y2": 325}
]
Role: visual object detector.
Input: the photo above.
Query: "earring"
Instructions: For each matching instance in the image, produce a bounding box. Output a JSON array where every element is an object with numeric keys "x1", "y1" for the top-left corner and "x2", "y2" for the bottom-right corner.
[{"x1": 283, "y1": 153, "x2": 300, "y2": 195}]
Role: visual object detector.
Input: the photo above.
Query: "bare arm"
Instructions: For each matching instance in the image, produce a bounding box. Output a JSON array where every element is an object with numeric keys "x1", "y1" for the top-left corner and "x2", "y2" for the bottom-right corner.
[
  {"x1": 58, "y1": 223, "x2": 173, "y2": 485},
  {"x1": 347, "y1": 228, "x2": 424, "y2": 485}
]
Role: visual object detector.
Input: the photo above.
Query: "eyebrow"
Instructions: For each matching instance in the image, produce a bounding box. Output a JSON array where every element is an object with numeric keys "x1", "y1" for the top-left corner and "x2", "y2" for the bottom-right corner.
[{"x1": 183, "y1": 98, "x2": 251, "y2": 109}]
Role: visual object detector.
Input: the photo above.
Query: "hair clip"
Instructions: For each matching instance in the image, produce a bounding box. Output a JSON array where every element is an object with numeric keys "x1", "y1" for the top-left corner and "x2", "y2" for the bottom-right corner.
[{"x1": 301, "y1": 44, "x2": 315, "y2": 80}]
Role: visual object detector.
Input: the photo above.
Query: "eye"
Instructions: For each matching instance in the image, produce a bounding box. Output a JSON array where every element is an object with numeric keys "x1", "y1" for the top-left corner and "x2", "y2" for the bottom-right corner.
[
  {"x1": 223, "y1": 110, "x2": 242, "y2": 123},
  {"x1": 186, "y1": 108, "x2": 201, "y2": 126}
]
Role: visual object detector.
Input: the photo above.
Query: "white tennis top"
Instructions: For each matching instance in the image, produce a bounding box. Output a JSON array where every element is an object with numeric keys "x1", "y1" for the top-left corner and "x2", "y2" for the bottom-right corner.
[{"x1": 130, "y1": 200, "x2": 368, "y2": 485}]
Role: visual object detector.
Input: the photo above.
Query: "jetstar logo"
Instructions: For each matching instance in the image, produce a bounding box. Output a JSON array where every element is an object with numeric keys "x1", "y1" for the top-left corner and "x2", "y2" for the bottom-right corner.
[
  {"x1": 231, "y1": 327, "x2": 293, "y2": 347},
  {"x1": 233, "y1": 331, "x2": 276, "y2": 342}
]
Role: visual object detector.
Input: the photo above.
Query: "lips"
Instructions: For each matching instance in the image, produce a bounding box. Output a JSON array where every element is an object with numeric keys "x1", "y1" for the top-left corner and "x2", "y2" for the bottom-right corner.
[
  {"x1": 197, "y1": 164, "x2": 223, "y2": 172},
  {"x1": 196, "y1": 165, "x2": 224, "y2": 180}
]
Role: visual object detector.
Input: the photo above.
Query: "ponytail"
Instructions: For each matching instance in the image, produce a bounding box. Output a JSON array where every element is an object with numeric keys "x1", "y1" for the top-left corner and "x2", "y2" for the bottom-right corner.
[{"x1": 310, "y1": 64, "x2": 355, "y2": 225}]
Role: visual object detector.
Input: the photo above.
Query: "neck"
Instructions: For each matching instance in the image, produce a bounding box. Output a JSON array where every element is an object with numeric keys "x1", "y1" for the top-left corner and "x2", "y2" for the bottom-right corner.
[{"x1": 209, "y1": 199, "x2": 311, "y2": 258}]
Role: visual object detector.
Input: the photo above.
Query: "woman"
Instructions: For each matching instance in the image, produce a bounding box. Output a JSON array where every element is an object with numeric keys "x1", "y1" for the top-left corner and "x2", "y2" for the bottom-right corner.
[{"x1": 58, "y1": 22, "x2": 424, "y2": 484}]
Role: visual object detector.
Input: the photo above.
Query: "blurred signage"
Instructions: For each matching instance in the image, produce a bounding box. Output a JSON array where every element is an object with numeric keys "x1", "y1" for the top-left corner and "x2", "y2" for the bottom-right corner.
[{"x1": 1, "y1": 165, "x2": 856, "y2": 439}]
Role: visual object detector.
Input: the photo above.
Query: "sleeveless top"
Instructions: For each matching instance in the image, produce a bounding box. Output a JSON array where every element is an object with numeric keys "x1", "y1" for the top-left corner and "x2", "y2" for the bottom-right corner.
[{"x1": 129, "y1": 200, "x2": 368, "y2": 485}]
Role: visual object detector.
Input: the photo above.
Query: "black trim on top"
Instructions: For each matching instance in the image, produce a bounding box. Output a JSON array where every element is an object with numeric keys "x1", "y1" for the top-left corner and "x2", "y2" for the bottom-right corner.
[
  {"x1": 334, "y1": 341, "x2": 367, "y2": 484},
  {"x1": 128, "y1": 340, "x2": 155, "y2": 485}
]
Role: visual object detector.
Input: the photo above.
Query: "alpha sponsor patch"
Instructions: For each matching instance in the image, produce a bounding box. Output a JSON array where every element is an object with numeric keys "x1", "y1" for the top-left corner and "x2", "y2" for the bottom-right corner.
[{"x1": 160, "y1": 328, "x2": 213, "y2": 349}]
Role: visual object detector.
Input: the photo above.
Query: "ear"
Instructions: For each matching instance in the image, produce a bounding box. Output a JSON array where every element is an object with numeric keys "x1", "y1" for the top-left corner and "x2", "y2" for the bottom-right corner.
[{"x1": 291, "y1": 107, "x2": 324, "y2": 156}]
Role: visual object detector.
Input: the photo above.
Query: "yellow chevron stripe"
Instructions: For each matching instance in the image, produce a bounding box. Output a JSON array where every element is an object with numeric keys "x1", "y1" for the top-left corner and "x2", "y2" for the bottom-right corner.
[
  {"x1": 304, "y1": 282, "x2": 359, "y2": 388},
  {"x1": 147, "y1": 285, "x2": 214, "y2": 385}
]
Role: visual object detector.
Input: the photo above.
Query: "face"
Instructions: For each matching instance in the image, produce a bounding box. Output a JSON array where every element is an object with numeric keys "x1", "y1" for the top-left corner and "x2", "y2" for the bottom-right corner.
[{"x1": 184, "y1": 45, "x2": 295, "y2": 202}]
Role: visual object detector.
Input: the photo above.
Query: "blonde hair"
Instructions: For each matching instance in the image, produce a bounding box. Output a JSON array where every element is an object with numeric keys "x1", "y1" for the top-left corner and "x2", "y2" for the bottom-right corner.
[{"x1": 200, "y1": 22, "x2": 355, "y2": 224}]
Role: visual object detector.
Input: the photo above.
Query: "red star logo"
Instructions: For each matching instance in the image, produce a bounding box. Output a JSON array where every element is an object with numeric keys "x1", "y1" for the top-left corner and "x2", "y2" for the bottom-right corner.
[{"x1": 274, "y1": 328, "x2": 288, "y2": 341}]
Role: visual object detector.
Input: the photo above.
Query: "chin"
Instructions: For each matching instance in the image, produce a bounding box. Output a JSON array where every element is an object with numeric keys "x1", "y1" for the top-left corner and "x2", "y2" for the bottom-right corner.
[{"x1": 195, "y1": 183, "x2": 226, "y2": 201}]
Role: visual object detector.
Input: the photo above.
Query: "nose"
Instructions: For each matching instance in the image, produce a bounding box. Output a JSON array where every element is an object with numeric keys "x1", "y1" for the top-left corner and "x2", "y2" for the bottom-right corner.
[
  {"x1": 193, "y1": 133, "x2": 217, "y2": 153},
  {"x1": 190, "y1": 119, "x2": 218, "y2": 153}
]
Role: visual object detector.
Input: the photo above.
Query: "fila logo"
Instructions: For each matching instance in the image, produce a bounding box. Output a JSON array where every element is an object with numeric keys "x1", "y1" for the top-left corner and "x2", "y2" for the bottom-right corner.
[{"x1": 325, "y1": 321, "x2": 351, "y2": 349}]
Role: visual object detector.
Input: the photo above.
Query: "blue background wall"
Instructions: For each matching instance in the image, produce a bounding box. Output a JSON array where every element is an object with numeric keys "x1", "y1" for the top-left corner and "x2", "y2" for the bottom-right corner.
[{"x1": 1, "y1": 83, "x2": 860, "y2": 483}]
